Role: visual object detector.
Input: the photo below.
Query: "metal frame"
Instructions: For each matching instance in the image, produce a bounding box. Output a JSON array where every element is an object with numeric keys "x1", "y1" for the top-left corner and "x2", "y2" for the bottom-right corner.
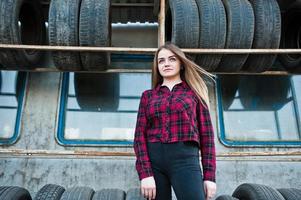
[
  {"x1": 216, "y1": 75, "x2": 301, "y2": 147},
  {"x1": 0, "y1": 72, "x2": 27, "y2": 145},
  {"x1": 56, "y1": 72, "x2": 135, "y2": 146}
]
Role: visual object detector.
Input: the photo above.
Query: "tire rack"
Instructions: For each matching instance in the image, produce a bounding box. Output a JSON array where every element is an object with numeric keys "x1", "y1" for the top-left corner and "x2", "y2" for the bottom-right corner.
[{"x1": 0, "y1": 0, "x2": 300, "y2": 75}]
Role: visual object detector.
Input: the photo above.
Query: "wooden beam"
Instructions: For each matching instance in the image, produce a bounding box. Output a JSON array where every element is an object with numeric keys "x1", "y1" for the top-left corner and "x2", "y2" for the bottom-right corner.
[
  {"x1": 158, "y1": 0, "x2": 165, "y2": 46},
  {"x1": 1, "y1": 149, "x2": 301, "y2": 157},
  {"x1": 1, "y1": 44, "x2": 301, "y2": 54}
]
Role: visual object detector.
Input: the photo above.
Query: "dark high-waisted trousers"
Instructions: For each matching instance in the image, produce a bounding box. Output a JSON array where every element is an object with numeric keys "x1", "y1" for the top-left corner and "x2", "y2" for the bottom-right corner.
[{"x1": 147, "y1": 141, "x2": 205, "y2": 200}]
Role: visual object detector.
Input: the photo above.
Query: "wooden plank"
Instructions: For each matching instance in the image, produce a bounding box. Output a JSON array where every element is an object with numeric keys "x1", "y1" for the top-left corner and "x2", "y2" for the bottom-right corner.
[{"x1": 0, "y1": 149, "x2": 301, "y2": 157}]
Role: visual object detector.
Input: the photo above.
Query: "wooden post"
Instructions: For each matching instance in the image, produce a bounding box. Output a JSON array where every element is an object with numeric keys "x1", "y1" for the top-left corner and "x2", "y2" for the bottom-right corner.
[{"x1": 158, "y1": 0, "x2": 165, "y2": 47}]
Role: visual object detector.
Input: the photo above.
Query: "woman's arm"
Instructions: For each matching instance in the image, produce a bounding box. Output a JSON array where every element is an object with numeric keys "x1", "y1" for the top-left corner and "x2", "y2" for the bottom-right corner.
[
  {"x1": 133, "y1": 91, "x2": 154, "y2": 180},
  {"x1": 134, "y1": 91, "x2": 156, "y2": 199},
  {"x1": 197, "y1": 101, "x2": 216, "y2": 182},
  {"x1": 197, "y1": 101, "x2": 217, "y2": 199}
]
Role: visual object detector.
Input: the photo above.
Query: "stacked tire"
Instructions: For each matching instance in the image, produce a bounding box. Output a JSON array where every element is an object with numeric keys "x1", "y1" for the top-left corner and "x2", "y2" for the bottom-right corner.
[
  {"x1": 217, "y1": 0, "x2": 254, "y2": 72},
  {"x1": 74, "y1": 73, "x2": 120, "y2": 111},
  {"x1": 195, "y1": 0, "x2": 226, "y2": 71},
  {"x1": 279, "y1": 1, "x2": 301, "y2": 72},
  {"x1": 242, "y1": 0, "x2": 281, "y2": 72},
  {"x1": 216, "y1": 183, "x2": 301, "y2": 200},
  {"x1": 0, "y1": 186, "x2": 32, "y2": 200},
  {"x1": 165, "y1": 0, "x2": 200, "y2": 56},
  {"x1": 232, "y1": 183, "x2": 285, "y2": 200},
  {"x1": 0, "y1": 0, "x2": 46, "y2": 69},
  {"x1": 48, "y1": 0, "x2": 111, "y2": 71},
  {"x1": 0, "y1": 0, "x2": 297, "y2": 72},
  {"x1": 166, "y1": 0, "x2": 282, "y2": 72},
  {"x1": 2, "y1": 184, "x2": 301, "y2": 200},
  {"x1": 33, "y1": 184, "x2": 139, "y2": 200}
]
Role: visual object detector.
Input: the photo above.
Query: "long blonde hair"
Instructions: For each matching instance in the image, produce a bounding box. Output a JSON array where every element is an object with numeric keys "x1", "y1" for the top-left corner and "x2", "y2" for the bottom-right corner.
[{"x1": 152, "y1": 42, "x2": 215, "y2": 108}]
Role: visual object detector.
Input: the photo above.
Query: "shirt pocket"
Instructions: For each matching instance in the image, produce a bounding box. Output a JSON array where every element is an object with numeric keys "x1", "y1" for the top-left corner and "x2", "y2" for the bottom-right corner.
[
  {"x1": 173, "y1": 95, "x2": 197, "y2": 115},
  {"x1": 146, "y1": 98, "x2": 165, "y2": 120}
]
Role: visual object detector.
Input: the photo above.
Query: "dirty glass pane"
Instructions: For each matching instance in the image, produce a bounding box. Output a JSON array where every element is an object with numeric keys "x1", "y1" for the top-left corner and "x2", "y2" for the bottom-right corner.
[
  {"x1": 63, "y1": 72, "x2": 151, "y2": 141},
  {"x1": 218, "y1": 75, "x2": 301, "y2": 142},
  {"x1": 0, "y1": 71, "x2": 25, "y2": 140}
]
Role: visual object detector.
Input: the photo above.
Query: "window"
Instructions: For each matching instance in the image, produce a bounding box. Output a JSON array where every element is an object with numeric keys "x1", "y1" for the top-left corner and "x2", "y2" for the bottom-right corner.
[
  {"x1": 217, "y1": 75, "x2": 301, "y2": 146},
  {"x1": 0, "y1": 71, "x2": 26, "y2": 145},
  {"x1": 57, "y1": 72, "x2": 151, "y2": 146}
]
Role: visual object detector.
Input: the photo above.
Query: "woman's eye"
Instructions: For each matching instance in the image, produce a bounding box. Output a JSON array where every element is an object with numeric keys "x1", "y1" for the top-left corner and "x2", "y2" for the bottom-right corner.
[
  {"x1": 158, "y1": 60, "x2": 164, "y2": 64},
  {"x1": 169, "y1": 57, "x2": 176, "y2": 62}
]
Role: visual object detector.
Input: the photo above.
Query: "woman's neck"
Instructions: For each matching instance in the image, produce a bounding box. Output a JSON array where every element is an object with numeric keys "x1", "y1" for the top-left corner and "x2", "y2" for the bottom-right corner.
[{"x1": 162, "y1": 77, "x2": 183, "y2": 91}]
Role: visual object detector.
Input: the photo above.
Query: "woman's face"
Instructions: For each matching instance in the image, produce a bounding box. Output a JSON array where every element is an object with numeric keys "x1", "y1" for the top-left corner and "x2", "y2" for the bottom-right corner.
[{"x1": 157, "y1": 48, "x2": 181, "y2": 80}]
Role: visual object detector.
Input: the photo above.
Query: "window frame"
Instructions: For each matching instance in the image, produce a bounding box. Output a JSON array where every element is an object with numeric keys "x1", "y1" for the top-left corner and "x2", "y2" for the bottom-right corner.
[
  {"x1": 216, "y1": 75, "x2": 301, "y2": 147},
  {"x1": 0, "y1": 72, "x2": 27, "y2": 145},
  {"x1": 56, "y1": 72, "x2": 138, "y2": 146}
]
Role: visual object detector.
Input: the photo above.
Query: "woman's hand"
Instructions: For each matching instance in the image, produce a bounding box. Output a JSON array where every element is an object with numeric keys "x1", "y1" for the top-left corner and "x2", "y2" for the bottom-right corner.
[
  {"x1": 141, "y1": 176, "x2": 156, "y2": 200},
  {"x1": 203, "y1": 180, "x2": 216, "y2": 200}
]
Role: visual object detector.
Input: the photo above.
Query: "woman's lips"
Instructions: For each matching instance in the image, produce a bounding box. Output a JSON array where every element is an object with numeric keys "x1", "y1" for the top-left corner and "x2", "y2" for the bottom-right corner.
[{"x1": 163, "y1": 68, "x2": 173, "y2": 72}]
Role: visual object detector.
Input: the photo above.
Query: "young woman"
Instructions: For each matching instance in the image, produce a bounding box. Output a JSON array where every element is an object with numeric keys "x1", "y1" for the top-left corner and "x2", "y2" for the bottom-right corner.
[{"x1": 133, "y1": 43, "x2": 216, "y2": 200}]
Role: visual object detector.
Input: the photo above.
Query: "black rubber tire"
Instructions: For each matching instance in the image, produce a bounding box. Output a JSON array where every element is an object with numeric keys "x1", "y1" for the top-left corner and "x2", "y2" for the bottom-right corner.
[
  {"x1": 153, "y1": 0, "x2": 160, "y2": 16},
  {"x1": 0, "y1": 186, "x2": 32, "y2": 200},
  {"x1": 60, "y1": 187, "x2": 94, "y2": 200},
  {"x1": 48, "y1": 0, "x2": 82, "y2": 70},
  {"x1": 218, "y1": 75, "x2": 239, "y2": 110},
  {"x1": 216, "y1": 195, "x2": 239, "y2": 200},
  {"x1": 277, "y1": 188, "x2": 301, "y2": 200},
  {"x1": 0, "y1": 0, "x2": 46, "y2": 69},
  {"x1": 277, "y1": 0, "x2": 298, "y2": 10},
  {"x1": 92, "y1": 189, "x2": 125, "y2": 200},
  {"x1": 279, "y1": 2, "x2": 301, "y2": 70},
  {"x1": 242, "y1": 0, "x2": 281, "y2": 72},
  {"x1": 195, "y1": 0, "x2": 226, "y2": 71},
  {"x1": 0, "y1": 187, "x2": 10, "y2": 196},
  {"x1": 125, "y1": 188, "x2": 144, "y2": 200},
  {"x1": 34, "y1": 184, "x2": 65, "y2": 200},
  {"x1": 217, "y1": 0, "x2": 254, "y2": 72},
  {"x1": 238, "y1": 76, "x2": 290, "y2": 111},
  {"x1": 15, "y1": 72, "x2": 27, "y2": 102},
  {"x1": 74, "y1": 73, "x2": 120, "y2": 111},
  {"x1": 233, "y1": 183, "x2": 285, "y2": 200},
  {"x1": 166, "y1": 0, "x2": 199, "y2": 49},
  {"x1": 79, "y1": 0, "x2": 111, "y2": 70}
]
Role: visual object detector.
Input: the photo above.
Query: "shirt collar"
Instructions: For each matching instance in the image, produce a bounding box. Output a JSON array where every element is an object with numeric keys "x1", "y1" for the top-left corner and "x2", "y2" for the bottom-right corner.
[{"x1": 155, "y1": 80, "x2": 189, "y2": 92}]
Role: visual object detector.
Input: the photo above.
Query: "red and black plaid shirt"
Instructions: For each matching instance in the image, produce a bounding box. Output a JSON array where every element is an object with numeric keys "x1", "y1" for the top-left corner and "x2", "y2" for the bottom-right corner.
[{"x1": 133, "y1": 81, "x2": 216, "y2": 182}]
